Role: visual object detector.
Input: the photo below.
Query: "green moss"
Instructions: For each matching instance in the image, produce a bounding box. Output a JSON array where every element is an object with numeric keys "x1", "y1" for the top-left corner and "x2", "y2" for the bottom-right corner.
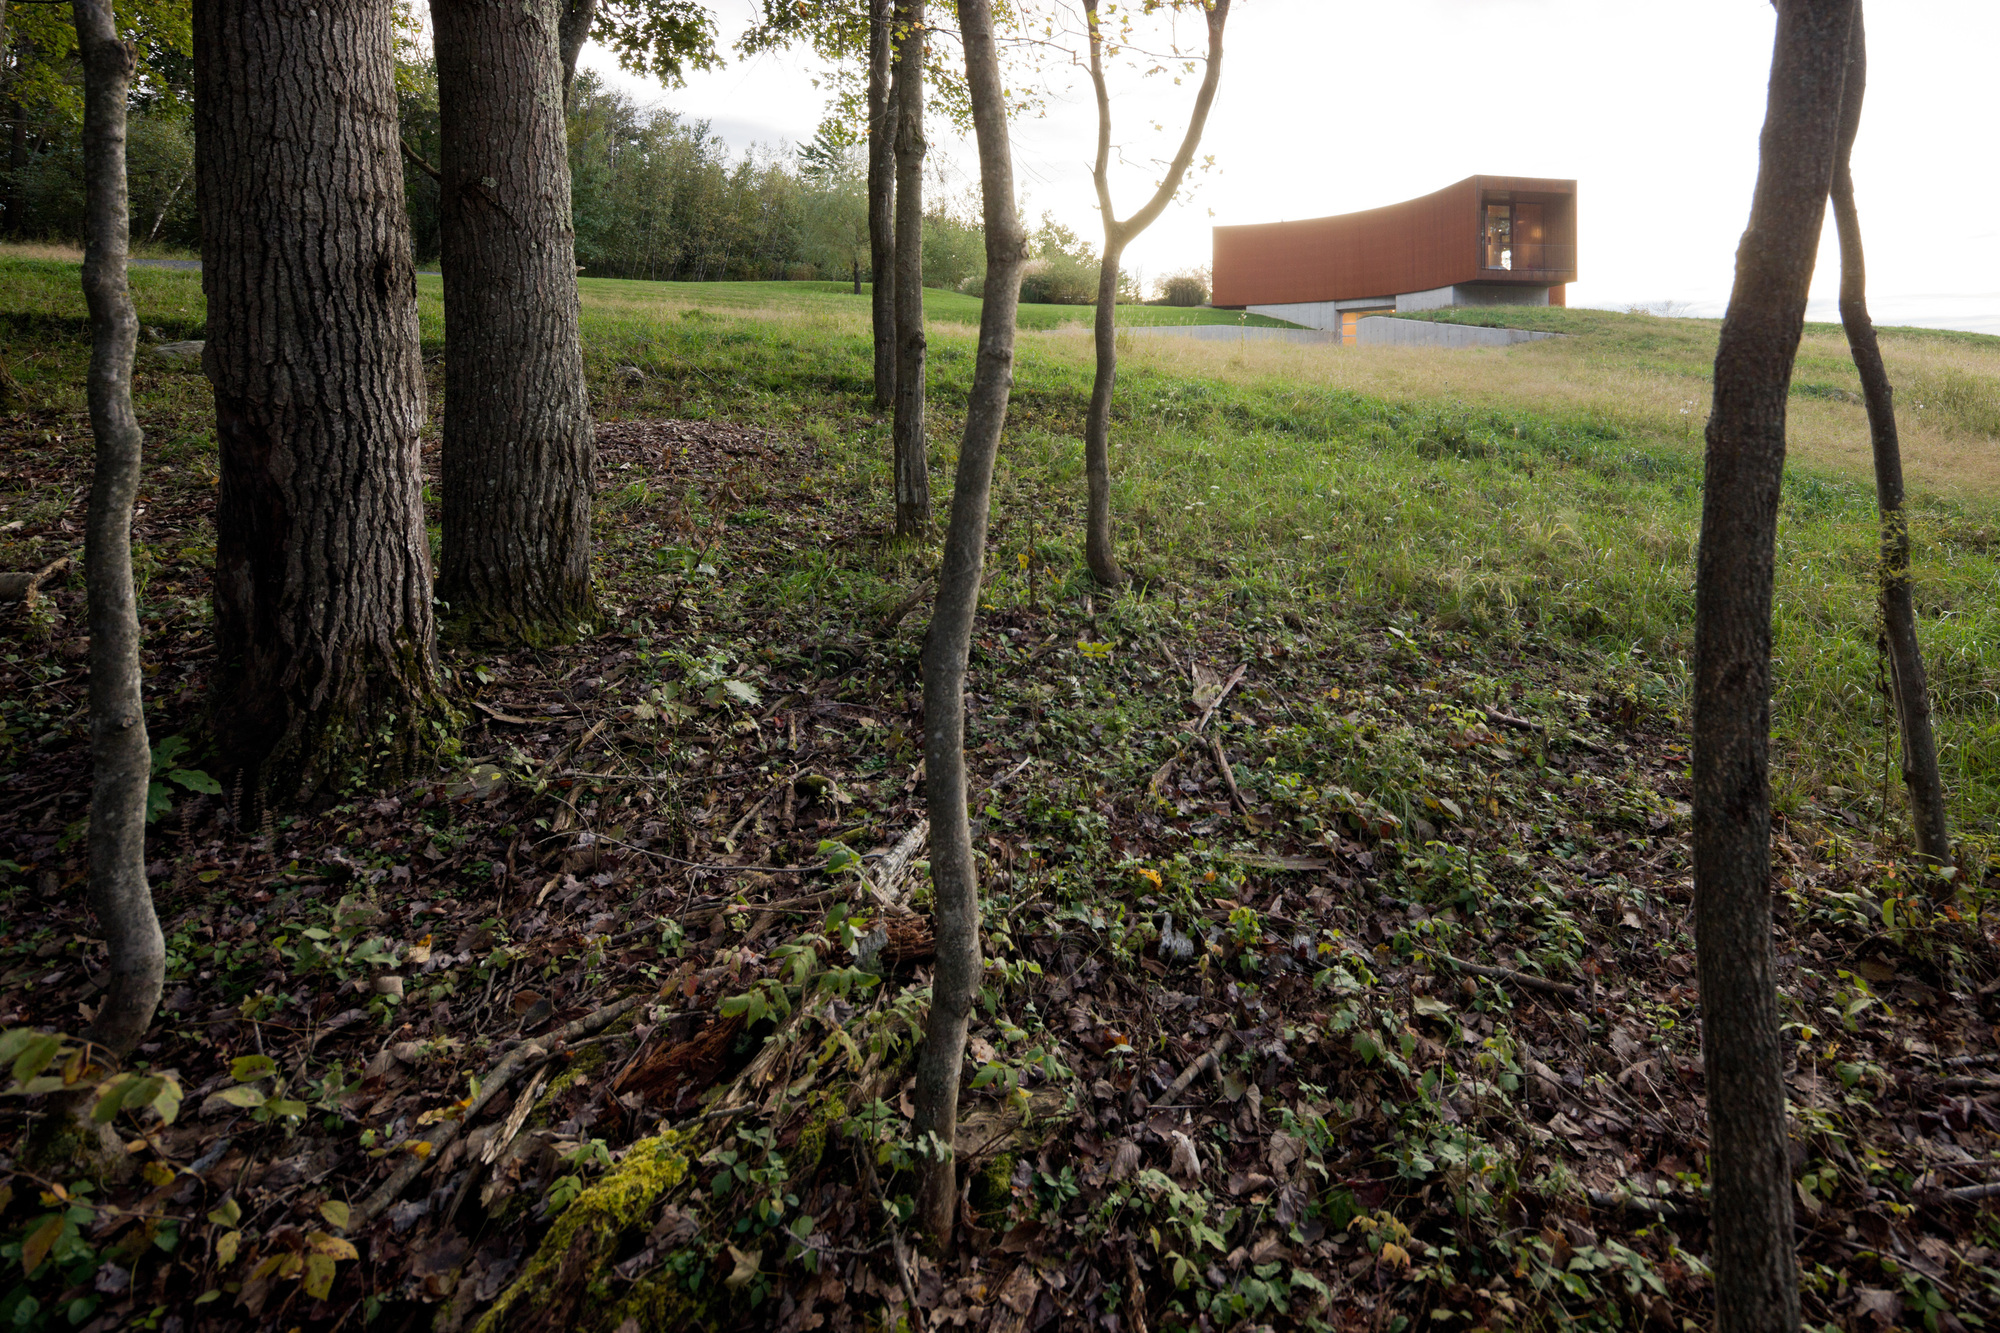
[
  {"x1": 472, "y1": 1132, "x2": 689, "y2": 1333},
  {"x1": 973, "y1": 1152, "x2": 1015, "y2": 1224},
  {"x1": 793, "y1": 1091, "x2": 847, "y2": 1175}
]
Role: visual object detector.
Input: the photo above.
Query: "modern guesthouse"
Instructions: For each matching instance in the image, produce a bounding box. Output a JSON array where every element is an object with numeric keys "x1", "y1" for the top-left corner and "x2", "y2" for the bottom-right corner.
[{"x1": 1212, "y1": 175, "x2": 1576, "y2": 343}]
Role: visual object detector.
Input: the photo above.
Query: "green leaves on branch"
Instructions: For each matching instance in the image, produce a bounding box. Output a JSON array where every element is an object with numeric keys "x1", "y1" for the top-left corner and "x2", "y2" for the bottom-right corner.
[{"x1": 0, "y1": 1027, "x2": 185, "y2": 1126}]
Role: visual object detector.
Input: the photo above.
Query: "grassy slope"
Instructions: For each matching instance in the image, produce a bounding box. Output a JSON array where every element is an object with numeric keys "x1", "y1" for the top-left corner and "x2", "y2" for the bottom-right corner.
[
  {"x1": 6, "y1": 260, "x2": 2000, "y2": 1330},
  {"x1": 2, "y1": 258, "x2": 1995, "y2": 831},
  {"x1": 570, "y1": 276, "x2": 1308, "y2": 329}
]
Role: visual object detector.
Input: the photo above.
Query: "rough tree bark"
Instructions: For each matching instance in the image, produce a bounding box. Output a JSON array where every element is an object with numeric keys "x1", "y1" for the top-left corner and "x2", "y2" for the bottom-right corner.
[
  {"x1": 889, "y1": 0, "x2": 929, "y2": 536},
  {"x1": 910, "y1": 0, "x2": 1026, "y2": 1247},
  {"x1": 558, "y1": 0, "x2": 596, "y2": 104},
  {"x1": 195, "y1": 0, "x2": 441, "y2": 808},
  {"x1": 1693, "y1": 4, "x2": 1855, "y2": 1333},
  {"x1": 1081, "y1": 0, "x2": 1228, "y2": 586},
  {"x1": 1828, "y1": 1, "x2": 1952, "y2": 873},
  {"x1": 868, "y1": 0, "x2": 897, "y2": 410},
  {"x1": 73, "y1": 0, "x2": 161, "y2": 1058},
  {"x1": 433, "y1": 0, "x2": 596, "y2": 646}
]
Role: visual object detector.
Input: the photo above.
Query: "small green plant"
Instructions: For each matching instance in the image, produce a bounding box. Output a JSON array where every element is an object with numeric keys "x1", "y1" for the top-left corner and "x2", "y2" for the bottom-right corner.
[{"x1": 146, "y1": 734, "x2": 220, "y2": 823}]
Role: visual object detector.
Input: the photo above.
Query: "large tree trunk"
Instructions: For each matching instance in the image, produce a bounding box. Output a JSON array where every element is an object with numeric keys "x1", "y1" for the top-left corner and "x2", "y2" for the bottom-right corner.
[
  {"x1": 195, "y1": 0, "x2": 441, "y2": 808},
  {"x1": 432, "y1": 0, "x2": 596, "y2": 646},
  {"x1": 557, "y1": 0, "x2": 595, "y2": 107},
  {"x1": 910, "y1": 0, "x2": 1026, "y2": 1248},
  {"x1": 73, "y1": 0, "x2": 160, "y2": 1059},
  {"x1": 1693, "y1": 4, "x2": 1855, "y2": 1332},
  {"x1": 1081, "y1": 0, "x2": 1228, "y2": 587},
  {"x1": 889, "y1": 0, "x2": 928, "y2": 537},
  {"x1": 867, "y1": 0, "x2": 897, "y2": 411},
  {"x1": 1828, "y1": 2, "x2": 1951, "y2": 873}
]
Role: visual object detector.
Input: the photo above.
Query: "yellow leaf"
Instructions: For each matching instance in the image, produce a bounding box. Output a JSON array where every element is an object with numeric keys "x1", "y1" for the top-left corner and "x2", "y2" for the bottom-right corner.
[
  {"x1": 1380, "y1": 1241, "x2": 1411, "y2": 1270},
  {"x1": 216, "y1": 1230, "x2": 242, "y2": 1265},
  {"x1": 307, "y1": 1232, "x2": 359, "y2": 1261},
  {"x1": 318, "y1": 1200, "x2": 351, "y2": 1232},
  {"x1": 141, "y1": 1161, "x2": 176, "y2": 1188},
  {"x1": 406, "y1": 1139, "x2": 432, "y2": 1158},
  {"x1": 303, "y1": 1251, "x2": 338, "y2": 1300}
]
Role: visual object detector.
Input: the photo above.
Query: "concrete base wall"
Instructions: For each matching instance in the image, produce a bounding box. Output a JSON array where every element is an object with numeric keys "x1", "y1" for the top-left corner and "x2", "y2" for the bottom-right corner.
[
  {"x1": 1118, "y1": 324, "x2": 1337, "y2": 346},
  {"x1": 1243, "y1": 297, "x2": 1398, "y2": 330},
  {"x1": 1396, "y1": 283, "x2": 1552, "y2": 313},
  {"x1": 1354, "y1": 317, "x2": 1557, "y2": 348}
]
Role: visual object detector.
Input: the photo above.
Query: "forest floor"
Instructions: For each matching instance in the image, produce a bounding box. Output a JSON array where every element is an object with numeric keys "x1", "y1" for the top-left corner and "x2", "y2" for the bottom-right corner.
[{"x1": 3, "y1": 263, "x2": 2000, "y2": 1333}]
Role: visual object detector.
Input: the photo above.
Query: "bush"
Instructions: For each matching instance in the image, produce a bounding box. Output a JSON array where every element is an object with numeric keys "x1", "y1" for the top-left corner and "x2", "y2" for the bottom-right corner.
[
  {"x1": 1018, "y1": 255, "x2": 1099, "y2": 306},
  {"x1": 1158, "y1": 268, "x2": 1210, "y2": 307}
]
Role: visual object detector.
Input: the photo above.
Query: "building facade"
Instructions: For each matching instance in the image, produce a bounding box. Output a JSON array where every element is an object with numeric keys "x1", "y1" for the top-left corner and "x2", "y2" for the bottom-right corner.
[{"x1": 1212, "y1": 175, "x2": 1577, "y2": 342}]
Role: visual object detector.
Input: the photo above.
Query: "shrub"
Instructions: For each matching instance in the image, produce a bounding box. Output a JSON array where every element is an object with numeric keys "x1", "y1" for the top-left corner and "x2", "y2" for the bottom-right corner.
[{"x1": 1158, "y1": 268, "x2": 1210, "y2": 307}]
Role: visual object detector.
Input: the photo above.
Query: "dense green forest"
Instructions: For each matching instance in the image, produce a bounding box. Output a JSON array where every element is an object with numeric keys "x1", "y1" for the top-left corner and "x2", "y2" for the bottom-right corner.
[{"x1": 3, "y1": 62, "x2": 1114, "y2": 295}]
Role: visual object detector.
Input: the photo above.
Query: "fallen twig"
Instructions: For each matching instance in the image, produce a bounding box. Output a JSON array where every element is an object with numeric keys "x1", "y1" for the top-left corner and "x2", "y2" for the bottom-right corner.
[
  {"x1": 352, "y1": 991, "x2": 646, "y2": 1229},
  {"x1": 1587, "y1": 1188, "x2": 1694, "y2": 1219},
  {"x1": 1210, "y1": 736, "x2": 1248, "y2": 813},
  {"x1": 875, "y1": 577, "x2": 934, "y2": 637},
  {"x1": 1189, "y1": 664, "x2": 1247, "y2": 734},
  {"x1": 1481, "y1": 707, "x2": 1615, "y2": 757},
  {"x1": 1148, "y1": 1031, "x2": 1231, "y2": 1112},
  {"x1": 1436, "y1": 953, "x2": 1585, "y2": 1000}
]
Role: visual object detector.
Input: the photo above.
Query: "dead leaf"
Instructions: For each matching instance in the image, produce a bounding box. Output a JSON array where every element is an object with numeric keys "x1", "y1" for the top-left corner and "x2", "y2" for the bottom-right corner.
[
  {"x1": 1168, "y1": 1130, "x2": 1202, "y2": 1180},
  {"x1": 723, "y1": 1244, "x2": 761, "y2": 1289}
]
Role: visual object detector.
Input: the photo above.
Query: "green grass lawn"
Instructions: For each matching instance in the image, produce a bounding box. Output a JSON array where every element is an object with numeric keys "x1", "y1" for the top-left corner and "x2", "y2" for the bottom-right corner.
[
  {"x1": 3, "y1": 257, "x2": 1996, "y2": 842},
  {"x1": 561, "y1": 276, "x2": 1307, "y2": 329}
]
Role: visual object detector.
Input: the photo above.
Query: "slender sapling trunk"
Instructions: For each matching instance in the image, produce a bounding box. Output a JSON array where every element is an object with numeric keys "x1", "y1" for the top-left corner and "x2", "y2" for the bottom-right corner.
[
  {"x1": 1692, "y1": 4, "x2": 1855, "y2": 1332},
  {"x1": 868, "y1": 0, "x2": 898, "y2": 410},
  {"x1": 911, "y1": 0, "x2": 1028, "y2": 1248},
  {"x1": 1827, "y1": 1, "x2": 1952, "y2": 873},
  {"x1": 72, "y1": 0, "x2": 162, "y2": 1058},
  {"x1": 1082, "y1": 0, "x2": 1229, "y2": 585},
  {"x1": 890, "y1": 0, "x2": 929, "y2": 536}
]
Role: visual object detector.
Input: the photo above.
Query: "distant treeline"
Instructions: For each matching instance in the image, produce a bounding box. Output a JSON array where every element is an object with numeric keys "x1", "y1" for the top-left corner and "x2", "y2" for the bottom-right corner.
[{"x1": 1, "y1": 64, "x2": 1208, "y2": 305}]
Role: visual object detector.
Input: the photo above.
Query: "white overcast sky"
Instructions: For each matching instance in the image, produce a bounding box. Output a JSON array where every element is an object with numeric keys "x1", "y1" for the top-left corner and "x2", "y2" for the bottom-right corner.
[{"x1": 580, "y1": 0, "x2": 2000, "y2": 335}]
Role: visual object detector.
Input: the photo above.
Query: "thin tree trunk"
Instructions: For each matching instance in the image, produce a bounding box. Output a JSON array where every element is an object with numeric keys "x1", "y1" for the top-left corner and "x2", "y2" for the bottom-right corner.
[
  {"x1": 1692, "y1": 4, "x2": 1854, "y2": 1333},
  {"x1": 1827, "y1": 2, "x2": 1951, "y2": 873},
  {"x1": 910, "y1": 0, "x2": 1026, "y2": 1248},
  {"x1": 195, "y1": 0, "x2": 441, "y2": 808},
  {"x1": 557, "y1": 0, "x2": 595, "y2": 107},
  {"x1": 890, "y1": 0, "x2": 929, "y2": 536},
  {"x1": 852, "y1": 257, "x2": 861, "y2": 295},
  {"x1": 5, "y1": 93, "x2": 25, "y2": 236},
  {"x1": 72, "y1": 0, "x2": 160, "y2": 1059},
  {"x1": 146, "y1": 160, "x2": 189, "y2": 243},
  {"x1": 868, "y1": 0, "x2": 897, "y2": 410},
  {"x1": 1082, "y1": 0, "x2": 1228, "y2": 586},
  {"x1": 433, "y1": 0, "x2": 596, "y2": 646}
]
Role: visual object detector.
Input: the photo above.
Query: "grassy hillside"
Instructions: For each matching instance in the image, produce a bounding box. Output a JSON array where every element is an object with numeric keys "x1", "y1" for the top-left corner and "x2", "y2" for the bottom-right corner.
[
  {"x1": 2, "y1": 259, "x2": 1995, "y2": 828},
  {"x1": 3, "y1": 257, "x2": 1999, "y2": 1332}
]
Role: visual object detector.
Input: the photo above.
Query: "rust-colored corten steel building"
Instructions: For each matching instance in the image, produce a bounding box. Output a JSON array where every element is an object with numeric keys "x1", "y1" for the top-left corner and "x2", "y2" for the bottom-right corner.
[{"x1": 1212, "y1": 175, "x2": 1576, "y2": 342}]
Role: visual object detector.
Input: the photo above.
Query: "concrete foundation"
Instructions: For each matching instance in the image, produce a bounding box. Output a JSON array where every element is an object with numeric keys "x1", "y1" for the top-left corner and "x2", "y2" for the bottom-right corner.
[
  {"x1": 1396, "y1": 283, "x2": 1552, "y2": 312},
  {"x1": 1353, "y1": 317, "x2": 1557, "y2": 348},
  {"x1": 1242, "y1": 296, "x2": 1398, "y2": 331},
  {"x1": 1117, "y1": 324, "x2": 1337, "y2": 346}
]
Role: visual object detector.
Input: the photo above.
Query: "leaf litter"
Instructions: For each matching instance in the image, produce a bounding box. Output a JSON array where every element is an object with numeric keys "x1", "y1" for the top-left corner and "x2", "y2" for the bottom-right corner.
[{"x1": 0, "y1": 410, "x2": 1997, "y2": 1332}]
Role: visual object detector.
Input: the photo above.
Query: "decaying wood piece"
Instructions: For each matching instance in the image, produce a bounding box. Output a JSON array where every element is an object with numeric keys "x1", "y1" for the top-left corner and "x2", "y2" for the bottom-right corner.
[{"x1": 0, "y1": 555, "x2": 70, "y2": 605}]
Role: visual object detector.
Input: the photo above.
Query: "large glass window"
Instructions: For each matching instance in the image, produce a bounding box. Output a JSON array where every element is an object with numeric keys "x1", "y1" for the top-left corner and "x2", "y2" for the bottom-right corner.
[{"x1": 1483, "y1": 203, "x2": 1513, "y2": 270}]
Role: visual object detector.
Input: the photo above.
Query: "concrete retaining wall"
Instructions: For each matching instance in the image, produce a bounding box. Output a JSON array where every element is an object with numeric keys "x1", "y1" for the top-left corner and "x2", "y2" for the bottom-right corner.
[
  {"x1": 1353, "y1": 317, "x2": 1557, "y2": 348},
  {"x1": 1243, "y1": 297, "x2": 1397, "y2": 330},
  {"x1": 1116, "y1": 324, "x2": 1337, "y2": 346},
  {"x1": 1396, "y1": 283, "x2": 1552, "y2": 312}
]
